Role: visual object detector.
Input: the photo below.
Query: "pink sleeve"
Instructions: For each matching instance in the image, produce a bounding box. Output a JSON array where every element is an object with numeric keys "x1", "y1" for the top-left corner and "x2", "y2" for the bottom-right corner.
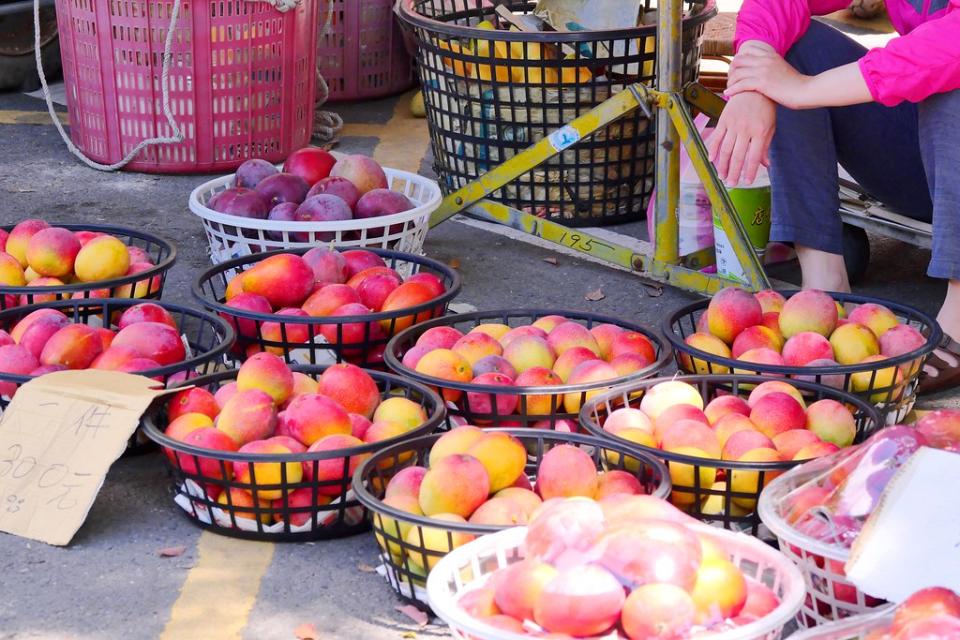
[
  {"x1": 859, "y1": 2, "x2": 960, "y2": 106},
  {"x1": 734, "y1": 0, "x2": 852, "y2": 55}
]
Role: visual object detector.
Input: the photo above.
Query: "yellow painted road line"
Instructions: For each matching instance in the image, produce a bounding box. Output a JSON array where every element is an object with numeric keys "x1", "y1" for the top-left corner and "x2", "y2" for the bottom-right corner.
[
  {"x1": 0, "y1": 110, "x2": 68, "y2": 126},
  {"x1": 160, "y1": 533, "x2": 275, "y2": 640},
  {"x1": 371, "y1": 90, "x2": 431, "y2": 174}
]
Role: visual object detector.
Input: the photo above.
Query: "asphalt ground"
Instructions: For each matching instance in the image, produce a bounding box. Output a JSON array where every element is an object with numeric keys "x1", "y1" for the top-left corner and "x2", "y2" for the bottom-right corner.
[{"x1": 0, "y1": 8, "x2": 954, "y2": 639}]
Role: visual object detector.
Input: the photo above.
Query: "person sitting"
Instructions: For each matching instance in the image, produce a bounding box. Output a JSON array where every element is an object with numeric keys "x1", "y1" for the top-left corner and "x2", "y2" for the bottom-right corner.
[{"x1": 708, "y1": 0, "x2": 960, "y2": 392}]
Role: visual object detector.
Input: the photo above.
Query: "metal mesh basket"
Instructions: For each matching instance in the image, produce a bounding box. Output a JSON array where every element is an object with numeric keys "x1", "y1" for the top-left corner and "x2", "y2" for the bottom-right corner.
[{"x1": 398, "y1": 0, "x2": 715, "y2": 227}]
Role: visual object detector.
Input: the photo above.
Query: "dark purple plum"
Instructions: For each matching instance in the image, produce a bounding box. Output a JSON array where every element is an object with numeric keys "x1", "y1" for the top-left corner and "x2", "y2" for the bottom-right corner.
[
  {"x1": 235, "y1": 159, "x2": 278, "y2": 188},
  {"x1": 354, "y1": 188, "x2": 414, "y2": 238},
  {"x1": 293, "y1": 194, "x2": 353, "y2": 242},
  {"x1": 266, "y1": 202, "x2": 299, "y2": 240},
  {"x1": 306, "y1": 176, "x2": 361, "y2": 211},
  {"x1": 208, "y1": 187, "x2": 271, "y2": 219},
  {"x1": 354, "y1": 188, "x2": 414, "y2": 218},
  {"x1": 255, "y1": 172, "x2": 310, "y2": 207}
]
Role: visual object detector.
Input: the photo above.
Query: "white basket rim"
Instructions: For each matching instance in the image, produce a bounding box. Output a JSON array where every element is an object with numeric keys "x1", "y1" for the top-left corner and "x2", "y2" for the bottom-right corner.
[
  {"x1": 788, "y1": 604, "x2": 896, "y2": 639},
  {"x1": 188, "y1": 154, "x2": 442, "y2": 232},
  {"x1": 758, "y1": 470, "x2": 851, "y2": 563},
  {"x1": 426, "y1": 523, "x2": 806, "y2": 640}
]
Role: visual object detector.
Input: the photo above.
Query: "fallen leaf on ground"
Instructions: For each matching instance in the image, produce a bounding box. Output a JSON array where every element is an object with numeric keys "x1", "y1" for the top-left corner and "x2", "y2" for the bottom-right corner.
[
  {"x1": 395, "y1": 605, "x2": 428, "y2": 626},
  {"x1": 401, "y1": 633, "x2": 417, "y2": 639},
  {"x1": 357, "y1": 562, "x2": 376, "y2": 573},
  {"x1": 543, "y1": 257, "x2": 558, "y2": 266},
  {"x1": 157, "y1": 546, "x2": 185, "y2": 558},
  {"x1": 585, "y1": 287, "x2": 605, "y2": 301},
  {"x1": 448, "y1": 258, "x2": 461, "y2": 269},
  {"x1": 294, "y1": 623, "x2": 318, "y2": 639}
]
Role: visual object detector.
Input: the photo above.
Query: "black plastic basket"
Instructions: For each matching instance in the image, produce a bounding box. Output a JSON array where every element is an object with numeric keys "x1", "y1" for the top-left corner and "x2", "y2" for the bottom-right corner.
[
  {"x1": 398, "y1": 0, "x2": 715, "y2": 226},
  {"x1": 0, "y1": 298, "x2": 234, "y2": 454},
  {"x1": 0, "y1": 223, "x2": 176, "y2": 311},
  {"x1": 192, "y1": 247, "x2": 462, "y2": 368},
  {"x1": 664, "y1": 292, "x2": 941, "y2": 425},
  {"x1": 0, "y1": 298, "x2": 234, "y2": 411},
  {"x1": 385, "y1": 308, "x2": 671, "y2": 429},
  {"x1": 142, "y1": 365, "x2": 445, "y2": 542},
  {"x1": 353, "y1": 428, "x2": 671, "y2": 610},
  {"x1": 579, "y1": 374, "x2": 882, "y2": 536}
]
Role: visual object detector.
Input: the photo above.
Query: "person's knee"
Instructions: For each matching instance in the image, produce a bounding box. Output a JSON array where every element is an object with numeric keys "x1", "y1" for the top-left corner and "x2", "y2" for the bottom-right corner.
[{"x1": 784, "y1": 21, "x2": 865, "y2": 75}]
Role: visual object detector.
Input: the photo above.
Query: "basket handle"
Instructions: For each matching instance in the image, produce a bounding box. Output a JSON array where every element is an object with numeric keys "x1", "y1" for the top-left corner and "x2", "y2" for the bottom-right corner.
[{"x1": 32, "y1": 0, "x2": 300, "y2": 172}]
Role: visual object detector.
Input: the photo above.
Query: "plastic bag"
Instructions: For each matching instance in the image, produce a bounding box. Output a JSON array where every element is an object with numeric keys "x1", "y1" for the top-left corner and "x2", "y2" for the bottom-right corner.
[{"x1": 776, "y1": 413, "x2": 960, "y2": 548}]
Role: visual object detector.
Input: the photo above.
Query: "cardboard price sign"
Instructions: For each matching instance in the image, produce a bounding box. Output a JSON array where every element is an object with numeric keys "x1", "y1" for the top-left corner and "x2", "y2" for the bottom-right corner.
[
  {"x1": 845, "y1": 446, "x2": 960, "y2": 601},
  {"x1": 0, "y1": 370, "x2": 174, "y2": 546}
]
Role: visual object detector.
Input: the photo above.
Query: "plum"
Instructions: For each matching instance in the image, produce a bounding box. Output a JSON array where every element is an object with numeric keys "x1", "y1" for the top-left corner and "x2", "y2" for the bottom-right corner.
[
  {"x1": 306, "y1": 176, "x2": 361, "y2": 211},
  {"x1": 355, "y1": 188, "x2": 414, "y2": 238},
  {"x1": 266, "y1": 202, "x2": 298, "y2": 241},
  {"x1": 235, "y1": 159, "x2": 278, "y2": 188},
  {"x1": 293, "y1": 194, "x2": 353, "y2": 242},
  {"x1": 255, "y1": 173, "x2": 310, "y2": 207},
  {"x1": 355, "y1": 189, "x2": 414, "y2": 219},
  {"x1": 208, "y1": 187, "x2": 271, "y2": 219}
]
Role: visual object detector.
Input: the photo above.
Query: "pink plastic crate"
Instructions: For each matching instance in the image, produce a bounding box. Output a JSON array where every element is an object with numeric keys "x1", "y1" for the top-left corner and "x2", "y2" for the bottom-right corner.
[
  {"x1": 316, "y1": 0, "x2": 414, "y2": 102},
  {"x1": 55, "y1": 0, "x2": 319, "y2": 173}
]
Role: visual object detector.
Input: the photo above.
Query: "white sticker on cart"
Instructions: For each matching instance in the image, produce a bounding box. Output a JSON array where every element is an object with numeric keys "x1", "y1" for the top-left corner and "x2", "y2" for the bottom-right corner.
[{"x1": 548, "y1": 125, "x2": 581, "y2": 152}]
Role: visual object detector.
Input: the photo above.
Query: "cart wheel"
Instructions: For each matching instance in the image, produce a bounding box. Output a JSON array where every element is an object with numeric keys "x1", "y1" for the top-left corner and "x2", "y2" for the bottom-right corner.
[
  {"x1": 842, "y1": 224, "x2": 870, "y2": 284},
  {"x1": 0, "y1": 8, "x2": 60, "y2": 92}
]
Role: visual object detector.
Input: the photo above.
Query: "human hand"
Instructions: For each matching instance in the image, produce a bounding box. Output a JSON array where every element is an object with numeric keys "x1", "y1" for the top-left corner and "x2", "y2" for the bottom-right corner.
[
  {"x1": 726, "y1": 41, "x2": 813, "y2": 109},
  {"x1": 707, "y1": 91, "x2": 776, "y2": 186}
]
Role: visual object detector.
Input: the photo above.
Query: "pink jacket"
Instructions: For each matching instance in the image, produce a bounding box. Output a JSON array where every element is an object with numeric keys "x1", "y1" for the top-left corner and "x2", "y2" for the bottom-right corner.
[{"x1": 735, "y1": 0, "x2": 960, "y2": 106}]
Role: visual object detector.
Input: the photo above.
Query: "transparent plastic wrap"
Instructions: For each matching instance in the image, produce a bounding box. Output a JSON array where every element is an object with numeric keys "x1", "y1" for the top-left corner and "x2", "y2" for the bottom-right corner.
[
  {"x1": 779, "y1": 425, "x2": 928, "y2": 548},
  {"x1": 759, "y1": 413, "x2": 960, "y2": 627}
]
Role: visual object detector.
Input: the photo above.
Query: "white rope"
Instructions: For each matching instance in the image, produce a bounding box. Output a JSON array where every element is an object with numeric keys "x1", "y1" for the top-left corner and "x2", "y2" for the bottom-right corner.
[
  {"x1": 312, "y1": 0, "x2": 343, "y2": 144},
  {"x1": 35, "y1": 0, "x2": 299, "y2": 171}
]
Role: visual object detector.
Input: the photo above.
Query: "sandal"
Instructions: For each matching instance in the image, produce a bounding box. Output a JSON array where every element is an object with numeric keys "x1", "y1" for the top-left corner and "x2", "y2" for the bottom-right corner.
[{"x1": 917, "y1": 335, "x2": 960, "y2": 395}]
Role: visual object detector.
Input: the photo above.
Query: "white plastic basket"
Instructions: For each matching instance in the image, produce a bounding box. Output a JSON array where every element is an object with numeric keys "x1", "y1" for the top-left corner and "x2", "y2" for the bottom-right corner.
[
  {"x1": 188, "y1": 157, "x2": 442, "y2": 264},
  {"x1": 788, "y1": 606, "x2": 896, "y2": 640},
  {"x1": 426, "y1": 524, "x2": 806, "y2": 640},
  {"x1": 758, "y1": 470, "x2": 887, "y2": 629}
]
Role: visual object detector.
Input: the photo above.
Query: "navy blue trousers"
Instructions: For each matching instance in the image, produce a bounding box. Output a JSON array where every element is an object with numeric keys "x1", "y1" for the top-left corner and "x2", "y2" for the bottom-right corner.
[{"x1": 769, "y1": 21, "x2": 960, "y2": 280}]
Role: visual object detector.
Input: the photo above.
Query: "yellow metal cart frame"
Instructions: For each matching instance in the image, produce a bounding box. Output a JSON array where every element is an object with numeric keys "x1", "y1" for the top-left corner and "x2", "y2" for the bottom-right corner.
[{"x1": 426, "y1": 1, "x2": 771, "y2": 295}]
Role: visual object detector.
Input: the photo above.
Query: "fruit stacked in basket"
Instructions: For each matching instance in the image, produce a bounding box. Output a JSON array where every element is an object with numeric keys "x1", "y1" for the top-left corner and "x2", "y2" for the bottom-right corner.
[
  {"x1": 580, "y1": 375, "x2": 881, "y2": 534},
  {"x1": 0, "y1": 300, "x2": 233, "y2": 406},
  {"x1": 790, "y1": 587, "x2": 960, "y2": 639},
  {"x1": 211, "y1": 149, "x2": 414, "y2": 236},
  {"x1": 191, "y1": 147, "x2": 442, "y2": 259},
  {"x1": 759, "y1": 410, "x2": 960, "y2": 626},
  {"x1": 666, "y1": 288, "x2": 939, "y2": 423},
  {"x1": 385, "y1": 310, "x2": 669, "y2": 429},
  {"x1": 426, "y1": 496, "x2": 805, "y2": 640},
  {"x1": 354, "y1": 428, "x2": 670, "y2": 607},
  {"x1": 145, "y1": 354, "x2": 444, "y2": 539},
  {"x1": 0, "y1": 219, "x2": 175, "y2": 310},
  {"x1": 196, "y1": 246, "x2": 460, "y2": 367}
]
